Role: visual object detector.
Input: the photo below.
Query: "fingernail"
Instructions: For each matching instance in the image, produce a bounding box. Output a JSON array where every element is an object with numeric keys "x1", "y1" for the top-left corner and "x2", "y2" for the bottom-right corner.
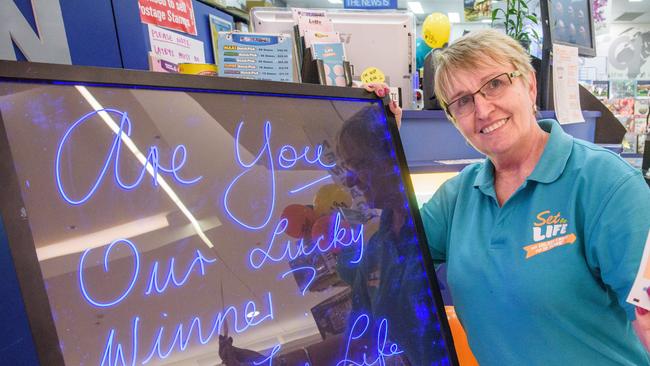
[{"x1": 638, "y1": 307, "x2": 649, "y2": 315}]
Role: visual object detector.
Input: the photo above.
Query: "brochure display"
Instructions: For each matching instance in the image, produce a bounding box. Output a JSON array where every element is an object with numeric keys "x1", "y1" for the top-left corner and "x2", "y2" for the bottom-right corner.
[
  {"x1": 311, "y1": 43, "x2": 347, "y2": 86},
  {"x1": 0, "y1": 61, "x2": 457, "y2": 365},
  {"x1": 251, "y1": 8, "x2": 417, "y2": 108},
  {"x1": 217, "y1": 32, "x2": 296, "y2": 82}
]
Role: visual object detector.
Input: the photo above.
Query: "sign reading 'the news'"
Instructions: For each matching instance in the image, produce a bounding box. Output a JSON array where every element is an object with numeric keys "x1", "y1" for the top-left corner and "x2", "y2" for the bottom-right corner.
[{"x1": 343, "y1": 0, "x2": 398, "y2": 9}]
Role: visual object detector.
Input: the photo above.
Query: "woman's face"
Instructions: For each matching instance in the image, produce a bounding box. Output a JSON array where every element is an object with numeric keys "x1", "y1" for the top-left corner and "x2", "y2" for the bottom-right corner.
[
  {"x1": 445, "y1": 64, "x2": 537, "y2": 158},
  {"x1": 338, "y1": 137, "x2": 401, "y2": 210}
]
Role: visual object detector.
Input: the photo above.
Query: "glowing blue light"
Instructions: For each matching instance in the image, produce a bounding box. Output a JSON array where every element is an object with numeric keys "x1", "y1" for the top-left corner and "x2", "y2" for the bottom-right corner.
[
  {"x1": 223, "y1": 121, "x2": 276, "y2": 230},
  {"x1": 100, "y1": 329, "x2": 127, "y2": 366},
  {"x1": 249, "y1": 213, "x2": 364, "y2": 270},
  {"x1": 140, "y1": 292, "x2": 275, "y2": 364},
  {"x1": 223, "y1": 120, "x2": 338, "y2": 230},
  {"x1": 145, "y1": 250, "x2": 217, "y2": 295},
  {"x1": 55, "y1": 108, "x2": 201, "y2": 205},
  {"x1": 158, "y1": 144, "x2": 203, "y2": 184},
  {"x1": 289, "y1": 175, "x2": 331, "y2": 194},
  {"x1": 79, "y1": 239, "x2": 140, "y2": 308},
  {"x1": 278, "y1": 144, "x2": 335, "y2": 169},
  {"x1": 281, "y1": 266, "x2": 316, "y2": 296},
  {"x1": 51, "y1": 79, "x2": 379, "y2": 105},
  {"x1": 338, "y1": 314, "x2": 403, "y2": 366},
  {"x1": 100, "y1": 316, "x2": 139, "y2": 366},
  {"x1": 253, "y1": 344, "x2": 282, "y2": 365},
  {"x1": 56, "y1": 109, "x2": 120, "y2": 205}
]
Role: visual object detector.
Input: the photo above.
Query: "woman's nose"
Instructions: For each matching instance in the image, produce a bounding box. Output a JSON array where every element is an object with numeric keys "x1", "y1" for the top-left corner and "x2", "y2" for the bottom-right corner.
[{"x1": 473, "y1": 92, "x2": 495, "y2": 119}]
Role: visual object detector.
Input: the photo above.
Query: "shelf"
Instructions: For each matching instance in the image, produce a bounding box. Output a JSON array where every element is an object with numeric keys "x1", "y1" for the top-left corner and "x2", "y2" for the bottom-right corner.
[{"x1": 197, "y1": 0, "x2": 250, "y2": 23}]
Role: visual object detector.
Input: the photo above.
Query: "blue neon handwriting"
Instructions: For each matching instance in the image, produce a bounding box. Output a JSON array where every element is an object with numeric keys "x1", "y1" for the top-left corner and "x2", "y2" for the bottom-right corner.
[
  {"x1": 289, "y1": 174, "x2": 332, "y2": 194},
  {"x1": 99, "y1": 292, "x2": 275, "y2": 366},
  {"x1": 79, "y1": 238, "x2": 217, "y2": 308},
  {"x1": 338, "y1": 314, "x2": 404, "y2": 366},
  {"x1": 223, "y1": 121, "x2": 336, "y2": 230},
  {"x1": 281, "y1": 266, "x2": 317, "y2": 296},
  {"x1": 101, "y1": 316, "x2": 139, "y2": 366},
  {"x1": 249, "y1": 212, "x2": 364, "y2": 270},
  {"x1": 253, "y1": 344, "x2": 282, "y2": 365},
  {"x1": 56, "y1": 108, "x2": 201, "y2": 205},
  {"x1": 145, "y1": 250, "x2": 217, "y2": 295}
]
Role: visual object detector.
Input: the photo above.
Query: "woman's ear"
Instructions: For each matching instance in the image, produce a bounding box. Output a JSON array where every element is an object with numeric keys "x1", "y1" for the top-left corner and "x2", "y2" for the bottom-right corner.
[{"x1": 528, "y1": 71, "x2": 538, "y2": 106}]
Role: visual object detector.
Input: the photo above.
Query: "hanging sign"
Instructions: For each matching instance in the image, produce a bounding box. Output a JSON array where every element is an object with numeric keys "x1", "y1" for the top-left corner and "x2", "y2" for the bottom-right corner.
[
  {"x1": 343, "y1": 0, "x2": 398, "y2": 10},
  {"x1": 138, "y1": 0, "x2": 197, "y2": 36}
]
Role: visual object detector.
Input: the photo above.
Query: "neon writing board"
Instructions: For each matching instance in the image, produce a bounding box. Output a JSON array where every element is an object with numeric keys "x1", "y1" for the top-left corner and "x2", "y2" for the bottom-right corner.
[{"x1": 0, "y1": 61, "x2": 456, "y2": 366}]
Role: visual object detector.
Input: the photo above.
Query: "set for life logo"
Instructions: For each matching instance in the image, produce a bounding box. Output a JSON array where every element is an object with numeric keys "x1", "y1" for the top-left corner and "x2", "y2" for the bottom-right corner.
[{"x1": 524, "y1": 210, "x2": 576, "y2": 259}]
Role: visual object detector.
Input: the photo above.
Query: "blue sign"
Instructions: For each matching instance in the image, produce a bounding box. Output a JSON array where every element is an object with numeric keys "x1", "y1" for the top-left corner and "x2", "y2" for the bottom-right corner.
[{"x1": 343, "y1": 0, "x2": 398, "y2": 9}]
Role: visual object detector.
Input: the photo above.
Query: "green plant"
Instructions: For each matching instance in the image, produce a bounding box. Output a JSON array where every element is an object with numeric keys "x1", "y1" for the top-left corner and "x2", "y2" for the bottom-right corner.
[{"x1": 491, "y1": 0, "x2": 540, "y2": 46}]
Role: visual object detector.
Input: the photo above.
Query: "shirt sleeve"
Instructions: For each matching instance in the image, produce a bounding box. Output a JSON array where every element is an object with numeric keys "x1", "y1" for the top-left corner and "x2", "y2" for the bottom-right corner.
[
  {"x1": 583, "y1": 171, "x2": 650, "y2": 321},
  {"x1": 419, "y1": 177, "x2": 460, "y2": 264}
]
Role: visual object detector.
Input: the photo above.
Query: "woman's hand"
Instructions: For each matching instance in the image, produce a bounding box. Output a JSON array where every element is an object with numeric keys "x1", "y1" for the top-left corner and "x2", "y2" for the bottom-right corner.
[
  {"x1": 633, "y1": 289, "x2": 650, "y2": 352},
  {"x1": 363, "y1": 83, "x2": 402, "y2": 129}
]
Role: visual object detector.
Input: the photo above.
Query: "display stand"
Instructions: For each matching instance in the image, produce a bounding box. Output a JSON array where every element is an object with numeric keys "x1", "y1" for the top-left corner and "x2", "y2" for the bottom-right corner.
[{"x1": 300, "y1": 50, "x2": 353, "y2": 87}]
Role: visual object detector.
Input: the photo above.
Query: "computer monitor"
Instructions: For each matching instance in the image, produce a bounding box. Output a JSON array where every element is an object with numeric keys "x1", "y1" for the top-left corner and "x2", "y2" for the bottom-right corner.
[
  {"x1": 540, "y1": 0, "x2": 597, "y2": 57},
  {"x1": 537, "y1": 0, "x2": 597, "y2": 109},
  {"x1": 0, "y1": 60, "x2": 457, "y2": 365},
  {"x1": 250, "y1": 8, "x2": 417, "y2": 110}
]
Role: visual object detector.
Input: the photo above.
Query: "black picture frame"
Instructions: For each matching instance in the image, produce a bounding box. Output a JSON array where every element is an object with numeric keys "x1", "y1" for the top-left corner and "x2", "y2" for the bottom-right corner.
[{"x1": 0, "y1": 60, "x2": 459, "y2": 366}]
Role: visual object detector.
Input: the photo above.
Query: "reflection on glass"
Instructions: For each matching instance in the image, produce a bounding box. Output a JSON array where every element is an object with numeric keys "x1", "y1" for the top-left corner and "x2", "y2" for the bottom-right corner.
[{"x1": 0, "y1": 80, "x2": 451, "y2": 365}]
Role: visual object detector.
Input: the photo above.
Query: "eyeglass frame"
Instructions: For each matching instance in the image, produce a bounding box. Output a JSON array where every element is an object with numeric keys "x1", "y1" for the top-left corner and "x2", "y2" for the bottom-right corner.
[{"x1": 443, "y1": 70, "x2": 523, "y2": 119}]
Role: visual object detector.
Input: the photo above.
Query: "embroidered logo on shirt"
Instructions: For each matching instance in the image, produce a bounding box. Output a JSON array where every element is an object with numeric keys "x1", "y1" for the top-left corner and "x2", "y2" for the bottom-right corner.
[{"x1": 523, "y1": 210, "x2": 576, "y2": 259}]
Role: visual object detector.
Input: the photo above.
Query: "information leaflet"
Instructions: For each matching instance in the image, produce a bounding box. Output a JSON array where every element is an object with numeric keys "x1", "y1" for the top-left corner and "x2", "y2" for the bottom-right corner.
[{"x1": 217, "y1": 32, "x2": 295, "y2": 82}]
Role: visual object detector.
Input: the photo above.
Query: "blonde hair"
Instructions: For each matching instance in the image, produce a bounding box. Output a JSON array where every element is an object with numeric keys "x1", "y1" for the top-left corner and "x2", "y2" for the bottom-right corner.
[{"x1": 433, "y1": 29, "x2": 535, "y2": 116}]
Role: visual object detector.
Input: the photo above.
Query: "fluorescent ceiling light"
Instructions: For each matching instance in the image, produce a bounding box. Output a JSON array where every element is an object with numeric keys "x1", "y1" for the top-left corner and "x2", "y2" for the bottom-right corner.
[
  {"x1": 37, "y1": 213, "x2": 170, "y2": 261},
  {"x1": 408, "y1": 1, "x2": 425, "y2": 14},
  {"x1": 481, "y1": 19, "x2": 493, "y2": 23},
  {"x1": 328, "y1": 0, "x2": 343, "y2": 3},
  {"x1": 75, "y1": 85, "x2": 215, "y2": 249},
  {"x1": 448, "y1": 12, "x2": 461, "y2": 23},
  {"x1": 628, "y1": 0, "x2": 642, "y2": 2}
]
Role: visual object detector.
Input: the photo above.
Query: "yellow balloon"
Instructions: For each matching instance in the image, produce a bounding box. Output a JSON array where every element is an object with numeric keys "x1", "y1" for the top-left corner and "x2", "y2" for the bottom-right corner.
[
  {"x1": 313, "y1": 184, "x2": 353, "y2": 217},
  {"x1": 422, "y1": 12, "x2": 451, "y2": 49}
]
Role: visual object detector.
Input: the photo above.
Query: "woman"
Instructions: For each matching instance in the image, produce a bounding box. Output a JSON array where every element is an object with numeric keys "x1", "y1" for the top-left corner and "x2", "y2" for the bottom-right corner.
[
  {"x1": 370, "y1": 29, "x2": 650, "y2": 365},
  {"x1": 335, "y1": 106, "x2": 446, "y2": 365}
]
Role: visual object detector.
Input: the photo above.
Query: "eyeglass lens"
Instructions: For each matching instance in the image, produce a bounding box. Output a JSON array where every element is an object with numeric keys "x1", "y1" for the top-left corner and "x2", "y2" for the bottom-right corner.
[{"x1": 448, "y1": 73, "x2": 513, "y2": 118}]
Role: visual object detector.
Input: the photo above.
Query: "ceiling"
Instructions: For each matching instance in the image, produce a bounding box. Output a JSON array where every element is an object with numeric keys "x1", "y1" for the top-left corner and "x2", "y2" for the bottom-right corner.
[{"x1": 277, "y1": 0, "x2": 650, "y2": 24}]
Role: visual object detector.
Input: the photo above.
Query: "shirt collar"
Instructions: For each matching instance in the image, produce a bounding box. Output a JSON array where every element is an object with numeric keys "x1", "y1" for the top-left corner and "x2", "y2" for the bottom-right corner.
[
  {"x1": 527, "y1": 119, "x2": 573, "y2": 183},
  {"x1": 473, "y1": 119, "x2": 573, "y2": 188}
]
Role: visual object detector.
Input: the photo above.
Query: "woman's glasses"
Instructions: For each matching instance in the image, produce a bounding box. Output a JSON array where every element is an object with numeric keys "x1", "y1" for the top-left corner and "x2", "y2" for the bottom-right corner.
[{"x1": 445, "y1": 70, "x2": 522, "y2": 119}]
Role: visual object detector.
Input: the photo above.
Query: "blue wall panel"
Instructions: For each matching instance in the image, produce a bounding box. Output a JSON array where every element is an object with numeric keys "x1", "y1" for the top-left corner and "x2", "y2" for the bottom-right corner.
[
  {"x1": 11, "y1": 0, "x2": 232, "y2": 69},
  {"x1": 113, "y1": 0, "x2": 233, "y2": 70},
  {"x1": 12, "y1": 0, "x2": 122, "y2": 67},
  {"x1": 60, "y1": 0, "x2": 123, "y2": 67},
  {"x1": 0, "y1": 218, "x2": 39, "y2": 366}
]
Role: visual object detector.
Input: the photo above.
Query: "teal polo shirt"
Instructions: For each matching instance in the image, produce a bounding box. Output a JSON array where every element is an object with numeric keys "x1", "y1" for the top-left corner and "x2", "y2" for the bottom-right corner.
[{"x1": 421, "y1": 119, "x2": 650, "y2": 365}]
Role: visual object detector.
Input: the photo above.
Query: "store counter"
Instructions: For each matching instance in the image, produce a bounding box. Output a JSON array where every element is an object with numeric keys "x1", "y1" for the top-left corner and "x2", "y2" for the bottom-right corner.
[{"x1": 400, "y1": 110, "x2": 601, "y2": 173}]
